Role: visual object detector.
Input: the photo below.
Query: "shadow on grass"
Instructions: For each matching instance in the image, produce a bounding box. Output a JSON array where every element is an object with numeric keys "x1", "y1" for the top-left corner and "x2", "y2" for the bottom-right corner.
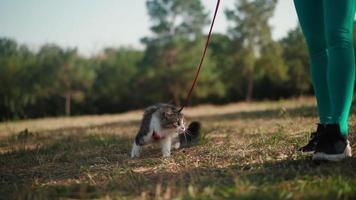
[
  {"x1": 127, "y1": 155, "x2": 356, "y2": 199},
  {"x1": 1, "y1": 103, "x2": 356, "y2": 199},
  {"x1": 2, "y1": 130, "x2": 356, "y2": 199},
  {"x1": 0, "y1": 131, "x2": 134, "y2": 199}
]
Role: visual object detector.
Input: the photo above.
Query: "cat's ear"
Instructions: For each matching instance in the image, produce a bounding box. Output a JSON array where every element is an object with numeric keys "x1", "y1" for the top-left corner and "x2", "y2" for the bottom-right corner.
[{"x1": 177, "y1": 106, "x2": 183, "y2": 113}]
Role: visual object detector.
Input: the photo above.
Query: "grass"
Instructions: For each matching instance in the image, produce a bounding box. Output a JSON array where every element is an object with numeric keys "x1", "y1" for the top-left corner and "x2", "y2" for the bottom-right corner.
[{"x1": 1, "y1": 96, "x2": 356, "y2": 199}]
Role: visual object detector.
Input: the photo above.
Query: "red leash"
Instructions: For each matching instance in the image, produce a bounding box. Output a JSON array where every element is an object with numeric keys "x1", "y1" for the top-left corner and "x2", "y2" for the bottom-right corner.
[{"x1": 179, "y1": 0, "x2": 221, "y2": 112}]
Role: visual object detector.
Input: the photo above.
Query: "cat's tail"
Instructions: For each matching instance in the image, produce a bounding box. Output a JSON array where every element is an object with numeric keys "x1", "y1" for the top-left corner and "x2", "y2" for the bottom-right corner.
[{"x1": 179, "y1": 121, "x2": 201, "y2": 147}]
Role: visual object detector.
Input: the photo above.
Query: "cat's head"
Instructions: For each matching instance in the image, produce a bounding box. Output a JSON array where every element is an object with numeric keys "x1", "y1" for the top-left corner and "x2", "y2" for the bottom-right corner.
[{"x1": 158, "y1": 104, "x2": 185, "y2": 134}]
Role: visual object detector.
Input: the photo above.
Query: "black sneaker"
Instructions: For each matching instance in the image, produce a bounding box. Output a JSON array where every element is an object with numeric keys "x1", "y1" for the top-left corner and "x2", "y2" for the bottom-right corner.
[
  {"x1": 298, "y1": 124, "x2": 325, "y2": 153},
  {"x1": 312, "y1": 124, "x2": 352, "y2": 161}
]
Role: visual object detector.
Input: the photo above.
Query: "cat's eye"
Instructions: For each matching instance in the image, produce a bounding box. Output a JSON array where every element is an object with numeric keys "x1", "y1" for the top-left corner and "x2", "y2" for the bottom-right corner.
[
  {"x1": 163, "y1": 112, "x2": 175, "y2": 119},
  {"x1": 179, "y1": 120, "x2": 184, "y2": 126}
]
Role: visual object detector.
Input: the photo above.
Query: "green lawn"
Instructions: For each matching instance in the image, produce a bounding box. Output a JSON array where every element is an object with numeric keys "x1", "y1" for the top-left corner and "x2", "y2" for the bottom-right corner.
[{"x1": 1, "y1": 97, "x2": 356, "y2": 199}]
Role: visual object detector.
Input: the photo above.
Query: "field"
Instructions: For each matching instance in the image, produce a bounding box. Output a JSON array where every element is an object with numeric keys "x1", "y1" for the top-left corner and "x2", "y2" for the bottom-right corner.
[{"x1": 1, "y1": 97, "x2": 356, "y2": 199}]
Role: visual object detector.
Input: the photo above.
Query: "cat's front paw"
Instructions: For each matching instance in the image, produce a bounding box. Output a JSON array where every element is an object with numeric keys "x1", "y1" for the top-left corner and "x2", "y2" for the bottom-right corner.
[
  {"x1": 173, "y1": 142, "x2": 180, "y2": 150},
  {"x1": 131, "y1": 143, "x2": 141, "y2": 158},
  {"x1": 161, "y1": 138, "x2": 172, "y2": 157},
  {"x1": 162, "y1": 151, "x2": 171, "y2": 157},
  {"x1": 162, "y1": 147, "x2": 171, "y2": 157}
]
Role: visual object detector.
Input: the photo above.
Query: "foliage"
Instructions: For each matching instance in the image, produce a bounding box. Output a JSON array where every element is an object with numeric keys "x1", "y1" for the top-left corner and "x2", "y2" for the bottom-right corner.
[
  {"x1": 280, "y1": 27, "x2": 311, "y2": 96},
  {"x1": 140, "y1": 0, "x2": 223, "y2": 105},
  {"x1": 225, "y1": 0, "x2": 280, "y2": 101},
  {"x1": 0, "y1": 39, "x2": 37, "y2": 118},
  {"x1": 0, "y1": 0, "x2": 318, "y2": 120},
  {"x1": 88, "y1": 48, "x2": 143, "y2": 113},
  {"x1": 143, "y1": 0, "x2": 208, "y2": 44}
]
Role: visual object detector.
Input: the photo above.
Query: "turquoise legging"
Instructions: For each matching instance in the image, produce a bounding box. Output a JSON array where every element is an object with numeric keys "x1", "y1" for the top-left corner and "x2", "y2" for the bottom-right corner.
[{"x1": 294, "y1": 0, "x2": 356, "y2": 135}]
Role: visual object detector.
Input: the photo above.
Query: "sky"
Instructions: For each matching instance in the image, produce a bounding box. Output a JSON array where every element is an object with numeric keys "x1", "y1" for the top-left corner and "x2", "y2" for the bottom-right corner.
[{"x1": 0, "y1": 0, "x2": 299, "y2": 57}]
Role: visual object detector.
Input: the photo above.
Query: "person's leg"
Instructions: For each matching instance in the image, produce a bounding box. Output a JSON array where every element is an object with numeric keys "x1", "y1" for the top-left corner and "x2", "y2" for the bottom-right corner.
[
  {"x1": 312, "y1": 0, "x2": 355, "y2": 161},
  {"x1": 294, "y1": 0, "x2": 332, "y2": 124},
  {"x1": 294, "y1": 0, "x2": 331, "y2": 153},
  {"x1": 324, "y1": 0, "x2": 356, "y2": 136}
]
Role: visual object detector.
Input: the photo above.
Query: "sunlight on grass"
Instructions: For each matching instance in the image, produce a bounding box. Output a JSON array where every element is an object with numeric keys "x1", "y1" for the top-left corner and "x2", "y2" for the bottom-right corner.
[{"x1": 1, "y1": 97, "x2": 356, "y2": 199}]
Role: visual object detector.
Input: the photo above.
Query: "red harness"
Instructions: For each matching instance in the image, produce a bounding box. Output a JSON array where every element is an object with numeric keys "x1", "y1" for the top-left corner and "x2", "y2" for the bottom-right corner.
[{"x1": 152, "y1": 131, "x2": 165, "y2": 141}]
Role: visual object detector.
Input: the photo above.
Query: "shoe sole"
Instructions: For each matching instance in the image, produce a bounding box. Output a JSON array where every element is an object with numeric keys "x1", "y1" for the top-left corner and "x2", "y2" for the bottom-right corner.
[
  {"x1": 299, "y1": 150, "x2": 314, "y2": 155},
  {"x1": 312, "y1": 142, "x2": 352, "y2": 162}
]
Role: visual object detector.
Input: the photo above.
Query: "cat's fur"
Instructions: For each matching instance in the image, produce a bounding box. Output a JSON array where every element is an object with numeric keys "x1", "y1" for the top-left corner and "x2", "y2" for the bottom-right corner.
[{"x1": 131, "y1": 103, "x2": 200, "y2": 158}]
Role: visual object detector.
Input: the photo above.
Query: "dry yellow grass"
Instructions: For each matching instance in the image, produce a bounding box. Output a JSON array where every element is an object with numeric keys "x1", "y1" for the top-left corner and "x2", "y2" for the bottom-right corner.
[
  {"x1": 1, "y1": 96, "x2": 356, "y2": 199},
  {"x1": 0, "y1": 96, "x2": 316, "y2": 137}
]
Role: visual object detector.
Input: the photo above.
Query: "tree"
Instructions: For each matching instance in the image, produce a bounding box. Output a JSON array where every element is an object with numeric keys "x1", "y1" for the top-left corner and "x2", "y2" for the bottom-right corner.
[
  {"x1": 144, "y1": 0, "x2": 208, "y2": 44},
  {"x1": 254, "y1": 41, "x2": 289, "y2": 99},
  {"x1": 90, "y1": 48, "x2": 143, "y2": 113},
  {"x1": 142, "y1": 0, "x2": 209, "y2": 68},
  {"x1": 0, "y1": 38, "x2": 38, "y2": 119},
  {"x1": 140, "y1": 0, "x2": 224, "y2": 105},
  {"x1": 280, "y1": 27, "x2": 311, "y2": 96},
  {"x1": 226, "y1": 0, "x2": 279, "y2": 101},
  {"x1": 36, "y1": 45, "x2": 95, "y2": 116},
  {"x1": 59, "y1": 50, "x2": 95, "y2": 116}
]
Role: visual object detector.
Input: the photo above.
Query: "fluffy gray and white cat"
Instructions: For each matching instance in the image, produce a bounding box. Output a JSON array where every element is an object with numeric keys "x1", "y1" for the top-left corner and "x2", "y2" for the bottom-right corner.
[{"x1": 131, "y1": 103, "x2": 200, "y2": 158}]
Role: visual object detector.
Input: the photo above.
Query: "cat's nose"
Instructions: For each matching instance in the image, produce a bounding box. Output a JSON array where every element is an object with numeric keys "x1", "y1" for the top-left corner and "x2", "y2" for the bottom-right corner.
[{"x1": 177, "y1": 127, "x2": 185, "y2": 133}]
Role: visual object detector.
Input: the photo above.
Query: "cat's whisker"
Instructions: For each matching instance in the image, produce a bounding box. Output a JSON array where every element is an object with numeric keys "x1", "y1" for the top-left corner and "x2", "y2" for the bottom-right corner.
[
  {"x1": 187, "y1": 129, "x2": 193, "y2": 134},
  {"x1": 184, "y1": 130, "x2": 192, "y2": 137},
  {"x1": 183, "y1": 131, "x2": 188, "y2": 143}
]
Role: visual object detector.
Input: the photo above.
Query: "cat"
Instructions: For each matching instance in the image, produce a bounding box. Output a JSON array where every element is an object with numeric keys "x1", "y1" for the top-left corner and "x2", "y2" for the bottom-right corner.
[{"x1": 131, "y1": 103, "x2": 201, "y2": 158}]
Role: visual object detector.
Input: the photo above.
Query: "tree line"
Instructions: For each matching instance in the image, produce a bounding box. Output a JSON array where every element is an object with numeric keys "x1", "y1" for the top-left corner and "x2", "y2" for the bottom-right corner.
[{"x1": 0, "y1": 0, "x2": 353, "y2": 120}]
